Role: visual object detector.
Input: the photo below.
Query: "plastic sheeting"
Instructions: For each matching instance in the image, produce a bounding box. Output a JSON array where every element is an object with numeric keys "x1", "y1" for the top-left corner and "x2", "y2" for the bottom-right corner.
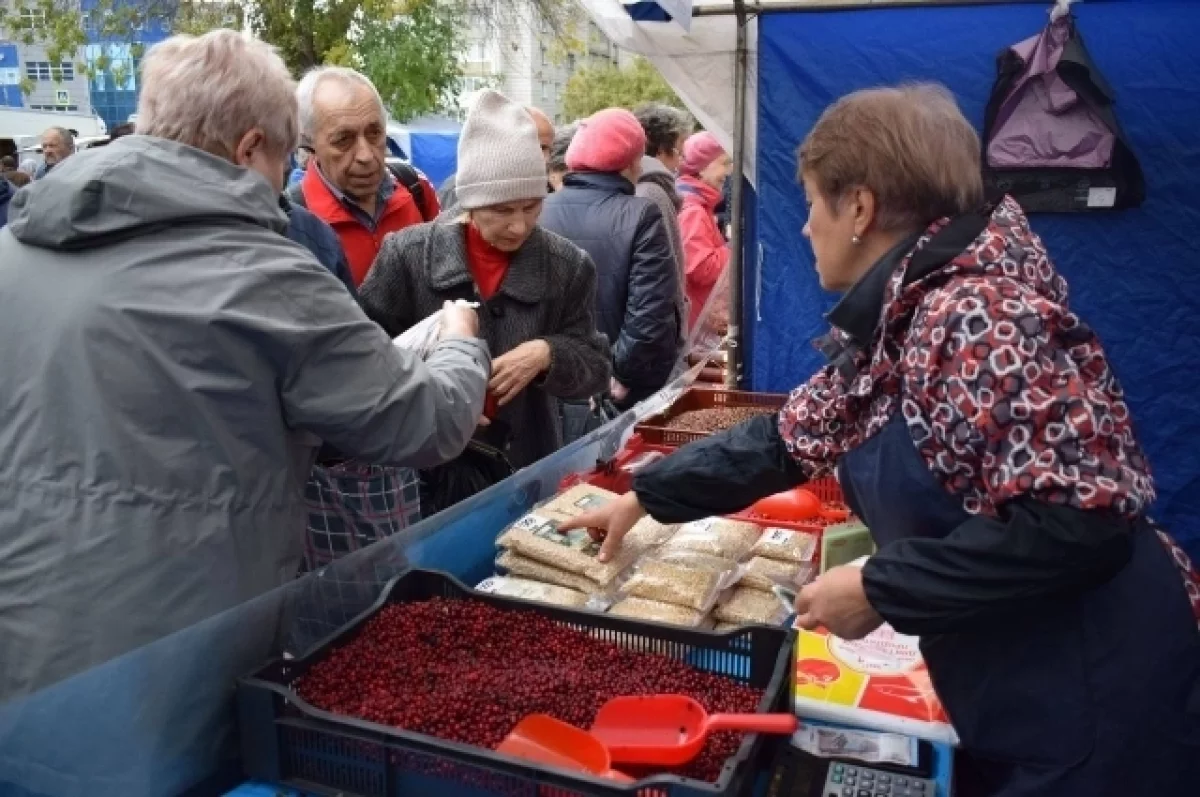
[
  {"x1": 752, "y1": 2, "x2": 1200, "y2": 558},
  {"x1": 0, "y1": 359, "x2": 715, "y2": 797}
]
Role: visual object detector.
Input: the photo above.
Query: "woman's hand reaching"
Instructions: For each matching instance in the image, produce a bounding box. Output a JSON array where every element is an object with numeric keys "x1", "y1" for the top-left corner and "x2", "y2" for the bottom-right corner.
[{"x1": 557, "y1": 492, "x2": 648, "y2": 563}]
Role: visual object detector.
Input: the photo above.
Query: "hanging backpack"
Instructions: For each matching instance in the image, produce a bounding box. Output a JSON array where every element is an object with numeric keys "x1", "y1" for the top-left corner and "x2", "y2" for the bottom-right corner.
[{"x1": 981, "y1": 8, "x2": 1144, "y2": 212}]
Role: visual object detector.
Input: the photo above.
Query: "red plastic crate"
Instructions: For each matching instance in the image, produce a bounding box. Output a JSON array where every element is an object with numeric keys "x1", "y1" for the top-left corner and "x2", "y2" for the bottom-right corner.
[
  {"x1": 635, "y1": 387, "x2": 789, "y2": 446},
  {"x1": 559, "y1": 434, "x2": 675, "y2": 494}
]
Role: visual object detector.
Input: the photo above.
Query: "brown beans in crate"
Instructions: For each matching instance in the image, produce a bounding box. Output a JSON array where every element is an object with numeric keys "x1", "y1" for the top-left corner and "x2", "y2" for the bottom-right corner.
[{"x1": 663, "y1": 406, "x2": 775, "y2": 434}]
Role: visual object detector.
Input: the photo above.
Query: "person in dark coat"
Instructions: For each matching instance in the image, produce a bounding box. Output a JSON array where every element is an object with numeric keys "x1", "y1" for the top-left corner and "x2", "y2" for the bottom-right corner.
[
  {"x1": 538, "y1": 108, "x2": 681, "y2": 408},
  {"x1": 282, "y1": 194, "x2": 356, "y2": 295},
  {"x1": 563, "y1": 84, "x2": 1200, "y2": 797},
  {"x1": 361, "y1": 90, "x2": 610, "y2": 507},
  {"x1": 0, "y1": 173, "x2": 14, "y2": 228}
]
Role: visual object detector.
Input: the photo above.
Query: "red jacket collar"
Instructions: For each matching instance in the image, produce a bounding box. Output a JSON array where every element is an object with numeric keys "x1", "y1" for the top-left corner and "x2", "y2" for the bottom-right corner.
[{"x1": 677, "y1": 175, "x2": 722, "y2": 210}]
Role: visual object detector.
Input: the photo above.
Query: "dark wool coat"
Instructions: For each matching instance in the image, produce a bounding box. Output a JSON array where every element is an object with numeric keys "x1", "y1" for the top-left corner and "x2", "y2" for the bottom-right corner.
[{"x1": 360, "y1": 219, "x2": 611, "y2": 468}]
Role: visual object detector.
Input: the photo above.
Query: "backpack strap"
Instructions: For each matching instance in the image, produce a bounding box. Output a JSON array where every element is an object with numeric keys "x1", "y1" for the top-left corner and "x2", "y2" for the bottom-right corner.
[{"x1": 387, "y1": 161, "x2": 431, "y2": 221}]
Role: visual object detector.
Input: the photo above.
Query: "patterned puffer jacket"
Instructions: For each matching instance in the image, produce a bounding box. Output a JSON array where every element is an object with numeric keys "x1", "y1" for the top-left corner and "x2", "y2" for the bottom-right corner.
[{"x1": 778, "y1": 196, "x2": 1200, "y2": 618}]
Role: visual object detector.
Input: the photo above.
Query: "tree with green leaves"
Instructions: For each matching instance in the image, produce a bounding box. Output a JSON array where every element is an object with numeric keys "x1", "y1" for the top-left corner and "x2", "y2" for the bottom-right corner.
[
  {"x1": 0, "y1": 0, "x2": 237, "y2": 95},
  {"x1": 563, "y1": 56, "x2": 682, "y2": 121},
  {"x1": 354, "y1": 0, "x2": 463, "y2": 122}
]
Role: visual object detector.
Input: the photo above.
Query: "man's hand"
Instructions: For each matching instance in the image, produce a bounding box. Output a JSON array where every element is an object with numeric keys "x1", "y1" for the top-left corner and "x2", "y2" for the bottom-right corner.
[
  {"x1": 490, "y1": 340, "x2": 551, "y2": 406},
  {"x1": 794, "y1": 565, "x2": 885, "y2": 640},
  {"x1": 439, "y1": 301, "x2": 480, "y2": 340},
  {"x1": 557, "y1": 492, "x2": 647, "y2": 563}
]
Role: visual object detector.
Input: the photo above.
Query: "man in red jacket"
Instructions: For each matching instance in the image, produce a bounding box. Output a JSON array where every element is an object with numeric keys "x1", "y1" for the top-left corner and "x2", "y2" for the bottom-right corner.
[{"x1": 292, "y1": 66, "x2": 439, "y2": 287}]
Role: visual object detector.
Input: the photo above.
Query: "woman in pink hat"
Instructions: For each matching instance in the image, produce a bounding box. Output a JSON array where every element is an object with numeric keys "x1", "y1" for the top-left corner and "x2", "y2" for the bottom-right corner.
[{"x1": 676, "y1": 132, "x2": 734, "y2": 330}]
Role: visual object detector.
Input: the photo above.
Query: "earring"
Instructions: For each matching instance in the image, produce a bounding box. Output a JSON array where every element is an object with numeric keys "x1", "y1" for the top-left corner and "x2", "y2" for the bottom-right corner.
[{"x1": 851, "y1": 234, "x2": 862, "y2": 245}]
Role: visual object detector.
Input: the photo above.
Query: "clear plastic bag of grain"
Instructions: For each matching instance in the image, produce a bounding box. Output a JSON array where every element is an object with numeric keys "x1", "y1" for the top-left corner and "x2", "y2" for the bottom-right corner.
[
  {"x1": 714, "y1": 621, "x2": 747, "y2": 633},
  {"x1": 649, "y1": 548, "x2": 739, "y2": 575},
  {"x1": 495, "y1": 484, "x2": 620, "y2": 549},
  {"x1": 474, "y1": 576, "x2": 589, "y2": 609},
  {"x1": 498, "y1": 514, "x2": 639, "y2": 587},
  {"x1": 495, "y1": 550, "x2": 600, "y2": 594},
  {"x1": 661, "y1": 517, "x2": 761, "y2": 561},
  {"x1": 748, "y1": 526, "x2": 819, "y2": 564},
  {"x1": 608, "y1": 596, "x2": 709, "y2": 628},
  {"x1": 619, "y1": 555, "x2": 737, "y2": 611},
  {"x1": 714, "y1": 586, "x2": 790, "y2": 627},
  {"x1": 740, "y1": 556, "x2": 816, "y2": 592}
]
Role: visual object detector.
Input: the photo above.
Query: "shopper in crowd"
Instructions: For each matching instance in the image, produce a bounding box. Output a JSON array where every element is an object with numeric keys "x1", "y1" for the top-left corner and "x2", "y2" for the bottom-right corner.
[
  {"x1": 677, "y1": 131, "x2": 733, "y2": 330},
  {"x1": 546, "y1": 121, "x2": 578, "y2": 192},
  {"x1": 283, "y1": 193, "x2": 355, "y2": 295},
  {"x1": 634, "y1": 102, "x2": 691, "y2": 345},
  {"x1": 34, "y1": 126, "x2": 74, "y2": 179},
  {"x1": 565, "y1": 84, "x2": 1200, "y2": 797},
  {"x1": 0, "y1": 155, "x2": 14, "y2": 170},
  {"x1": 290, "y1": 66, "x2": 439, "y2": 287},
  {"x1": 439, "y1": 105, "x2": 554, "y2": 209},
  {"x1": 0, "y1": 168, "x2": 13, "y2": 228},
  {"x1": 0, "y1": 29, "x2": 490, "y2": 703},
  {"x1": 362, "y1": 90, "x2": 610, "y2": 513},
  {"x1": 539, "y1": 108, "x2": 680, "y2": 409},
  {"x1": 288, "y1": 145, "x2": 312, "y2": 188}
]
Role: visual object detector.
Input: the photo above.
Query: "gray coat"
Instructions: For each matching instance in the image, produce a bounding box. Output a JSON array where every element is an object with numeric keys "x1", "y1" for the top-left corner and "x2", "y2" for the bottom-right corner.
[
  {"x1": 360, "y1": 220, "x2": 611, "y2": 469},
  {"x1": 0, "y1": 136, "x2": 489, "y2": 702}
]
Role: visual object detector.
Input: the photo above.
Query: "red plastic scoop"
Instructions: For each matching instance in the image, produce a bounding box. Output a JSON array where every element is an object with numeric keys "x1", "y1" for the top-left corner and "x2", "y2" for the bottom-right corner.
[
  {"x1": 590, "y1": 695, "x2": 798, "y2": 766},
  {"x1": 749, "y1": 488, "x2": 822, "y2": 522},
  {"x1": 496, "y1": 714, "x2": 632, "y2": 782}
]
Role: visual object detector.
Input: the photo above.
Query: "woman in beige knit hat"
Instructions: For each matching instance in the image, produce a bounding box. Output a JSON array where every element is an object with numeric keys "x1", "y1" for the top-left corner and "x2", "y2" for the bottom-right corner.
[{"x1": 360, "y1": 90, "x2": 611, "y2": 512}]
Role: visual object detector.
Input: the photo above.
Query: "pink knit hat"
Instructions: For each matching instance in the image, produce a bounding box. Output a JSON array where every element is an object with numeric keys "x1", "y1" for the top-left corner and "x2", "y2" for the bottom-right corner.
[
  {"x1": 678, "y1": 132, "x2": 727, "y2": 177},
  {"x1": 565, "y1": 108, "x2": 646, "y2": 173}
]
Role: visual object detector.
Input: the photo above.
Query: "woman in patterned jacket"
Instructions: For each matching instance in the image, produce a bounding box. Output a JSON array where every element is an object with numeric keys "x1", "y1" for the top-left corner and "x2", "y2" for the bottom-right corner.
[{"x1": 563, "y1": 84, "x2": 1200, "y2": 797}]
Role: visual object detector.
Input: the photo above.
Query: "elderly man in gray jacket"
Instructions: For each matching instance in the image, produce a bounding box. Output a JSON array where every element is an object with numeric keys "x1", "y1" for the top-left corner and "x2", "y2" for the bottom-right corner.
[{"x1": 0, "y1": 30, "x2": 490, "y2": 703}]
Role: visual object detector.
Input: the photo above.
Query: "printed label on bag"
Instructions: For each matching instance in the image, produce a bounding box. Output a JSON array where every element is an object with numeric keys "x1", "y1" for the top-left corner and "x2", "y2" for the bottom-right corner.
[
  {"x1": 573, "y1": 494, "x2": 611, "y2": 511},
  {"x1": 476, "y1": 577, "x2": 501, "y2": 593},
  {"x1": 684, "y1": 518, "x2": 716, "y2": 534},
  {"x1": 513, "y1": 513, "x2": 557, "y2": 534},
  {"x1": 529, "y1": 520, "x2": 601, "y2": 555},
  {"x1": 765, "y1": 527, "x2": 818, "y2": 560}
]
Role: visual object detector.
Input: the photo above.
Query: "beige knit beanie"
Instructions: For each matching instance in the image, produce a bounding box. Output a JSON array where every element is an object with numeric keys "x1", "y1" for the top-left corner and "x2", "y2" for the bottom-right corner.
[{"x1": 456, "y1": 90, "x2": 548, "y2": 210}]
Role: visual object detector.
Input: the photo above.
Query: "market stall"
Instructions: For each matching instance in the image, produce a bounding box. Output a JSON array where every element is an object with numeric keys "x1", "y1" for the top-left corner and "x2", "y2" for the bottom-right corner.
[{"x1": 0, "y1": 376, "x2": 955, "y2": 797}]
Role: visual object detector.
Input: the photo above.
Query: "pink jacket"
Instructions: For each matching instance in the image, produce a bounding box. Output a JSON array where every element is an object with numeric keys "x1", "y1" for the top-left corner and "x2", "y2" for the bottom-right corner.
[{"x1": 677, "y1": 175, "x2": 730, "y2": 329}]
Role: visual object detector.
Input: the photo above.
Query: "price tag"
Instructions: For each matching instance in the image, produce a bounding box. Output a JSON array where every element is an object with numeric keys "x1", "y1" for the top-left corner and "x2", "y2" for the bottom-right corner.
[
  {"x1": 476, "y1": 577, "x2": 500, "y2": 593},
  {"x1": 514, "y1": 513, "x2": 554, "y2": 532},
  {"x1": 764, "y1": 527, "x2": 797, "y2": 545}
]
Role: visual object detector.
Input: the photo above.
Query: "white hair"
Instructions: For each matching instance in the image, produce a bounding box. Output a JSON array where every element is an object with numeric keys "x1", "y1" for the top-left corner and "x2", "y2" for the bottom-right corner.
[
  {"x1": 135, "y1": 30, "x2": 298, "y2": 158},
  {"x1": 295, "y1": 66, "x2": 387, "y2": 143}
]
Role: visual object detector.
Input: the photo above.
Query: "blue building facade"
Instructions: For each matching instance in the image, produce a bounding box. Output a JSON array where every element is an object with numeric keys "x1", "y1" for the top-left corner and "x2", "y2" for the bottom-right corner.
[{"x1": 81, "y1": 0, "x2": 171, "y2": 128}]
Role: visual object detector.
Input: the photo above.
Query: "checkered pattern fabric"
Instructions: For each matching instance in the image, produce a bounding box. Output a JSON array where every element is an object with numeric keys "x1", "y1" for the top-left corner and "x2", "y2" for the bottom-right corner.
[{"x1": 302, "y1": 461, "x2": 421, "y2": 572}]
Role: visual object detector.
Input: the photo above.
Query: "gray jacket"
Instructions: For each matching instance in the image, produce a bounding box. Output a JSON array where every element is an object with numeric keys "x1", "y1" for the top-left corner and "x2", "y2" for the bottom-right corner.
[
  {"x1": 0, "y1": 136, "x2": 489, "y2": 702},
  {"x1": 637, "y1": 155, "x2": 689, "y2": 345},
  {"x1": 360, "y1": 220, "x2": 611, "y2": 469}
]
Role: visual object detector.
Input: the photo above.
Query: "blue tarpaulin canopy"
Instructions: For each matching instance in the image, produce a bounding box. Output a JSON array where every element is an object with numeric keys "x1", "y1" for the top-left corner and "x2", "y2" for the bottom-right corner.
[{"x1": 587, "y1": 0, "x2": 1200, "y2": 559}]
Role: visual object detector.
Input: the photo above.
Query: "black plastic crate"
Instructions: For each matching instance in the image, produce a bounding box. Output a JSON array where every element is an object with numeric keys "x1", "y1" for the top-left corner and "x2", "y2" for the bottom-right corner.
[{"x1": 238, "y1": 568, "x2": 795, "y2": 797}]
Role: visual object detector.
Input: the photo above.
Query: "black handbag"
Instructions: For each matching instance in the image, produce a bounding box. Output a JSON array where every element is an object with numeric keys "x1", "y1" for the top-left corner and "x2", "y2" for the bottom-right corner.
[{"x1": 418, "y1": 420, "x2": 514, "y2": 515}]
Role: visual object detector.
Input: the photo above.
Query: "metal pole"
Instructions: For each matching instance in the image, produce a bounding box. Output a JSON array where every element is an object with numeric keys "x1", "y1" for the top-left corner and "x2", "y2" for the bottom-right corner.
[{"x1": 724, "y1": 0, "x2": 749, "y2": 389}]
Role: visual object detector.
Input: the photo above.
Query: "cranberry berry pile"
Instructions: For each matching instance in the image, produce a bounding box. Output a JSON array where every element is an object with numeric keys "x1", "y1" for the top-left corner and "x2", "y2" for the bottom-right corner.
[{"x1": 296, "y1": 597, "x2": 765, "y2": 783}]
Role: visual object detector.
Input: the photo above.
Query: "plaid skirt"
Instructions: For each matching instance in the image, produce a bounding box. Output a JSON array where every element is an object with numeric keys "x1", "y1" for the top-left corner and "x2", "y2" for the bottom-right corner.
[{"x1": 302, "y1": 461, "x2": 421, "y2": 572}]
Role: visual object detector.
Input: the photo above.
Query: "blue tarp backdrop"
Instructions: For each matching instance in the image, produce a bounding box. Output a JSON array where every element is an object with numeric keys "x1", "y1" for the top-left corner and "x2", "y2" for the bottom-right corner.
[{"x1": 750, "y1": 1, "x2": 1200, "y2": 558}]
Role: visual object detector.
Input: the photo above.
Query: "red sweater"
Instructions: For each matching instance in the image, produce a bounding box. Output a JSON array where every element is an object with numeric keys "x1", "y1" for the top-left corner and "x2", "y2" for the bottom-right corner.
[
  {"x1": 677, "y1": 175, "x2": 730, "y2": 329},
  {"x1": 466, "y1": 222, "x2": 511, "y2": 300},
  {"x1": 299, "y1": 167, "x2": 440, "y2": 286}
]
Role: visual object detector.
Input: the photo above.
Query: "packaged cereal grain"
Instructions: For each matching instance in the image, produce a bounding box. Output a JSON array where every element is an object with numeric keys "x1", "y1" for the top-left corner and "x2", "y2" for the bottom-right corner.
[
  {"x1": 740, "y1": 556, "x2": 815, "y2": 592},
  {"x1": 714, "y1": 586, "x2": 790, "y2": 627},
  {"x1": 495, "y1": 550, "x2": 600, "y2": 594},
  {"x1": 620, "y1": 557, "x2": 730, "y2": 612},
  {"x1": 662, "y1": 517, "x2": 761, "y2": 560},
  {"x1": 475, "y1": 576, "x2": 589, "y2": 608},
  {"x1": 608, "y1": 596, "x2": 708, "y2": 628},
  {"x1": 749, "y1": 527, "x2": 819, "y2": 564}
]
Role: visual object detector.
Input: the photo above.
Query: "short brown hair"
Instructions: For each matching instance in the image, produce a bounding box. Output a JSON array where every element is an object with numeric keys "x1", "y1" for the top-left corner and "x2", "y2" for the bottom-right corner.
[{"x1": 798, "y1": 83, "x2": 983, "y2": 232}]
